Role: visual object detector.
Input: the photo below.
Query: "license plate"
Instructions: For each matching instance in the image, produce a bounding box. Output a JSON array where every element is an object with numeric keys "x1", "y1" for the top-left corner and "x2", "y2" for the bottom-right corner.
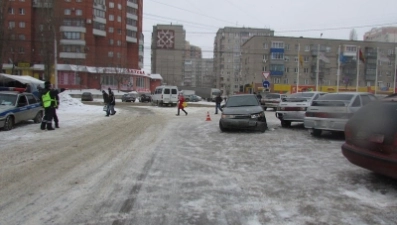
[{"x1": 369, "y1": 134, "x2": 384, "y2": 144}]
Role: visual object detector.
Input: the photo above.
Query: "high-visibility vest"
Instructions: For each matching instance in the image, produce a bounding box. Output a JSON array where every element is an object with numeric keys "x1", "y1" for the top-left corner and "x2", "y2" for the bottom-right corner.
[{"x1": 42, "y1": 91, "x2": 55, "y2": 108}]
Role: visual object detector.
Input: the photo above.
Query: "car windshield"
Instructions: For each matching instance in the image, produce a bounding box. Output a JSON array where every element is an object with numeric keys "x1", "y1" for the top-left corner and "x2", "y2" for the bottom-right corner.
[
  {"x1": 318, "y1": 94, "x2": 354, "y2": 101},
  {"x1": 226, "y1": 95, "x2": 259, "y2": 107},
  {"x1": 288, "y1": 93, "x2": 315, "y2": 98},
  {"x1": 0, "y1": 94, "x2": 17, "y2": 106},
  {"x1": 264, "y1": 94, "x2": 280, "y2": 99}
]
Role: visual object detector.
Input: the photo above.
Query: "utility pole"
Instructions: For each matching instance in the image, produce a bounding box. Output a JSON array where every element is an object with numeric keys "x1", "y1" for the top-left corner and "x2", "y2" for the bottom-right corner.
[{"x1": 315, "y1": 43, "x2": 320, "y2": 91}]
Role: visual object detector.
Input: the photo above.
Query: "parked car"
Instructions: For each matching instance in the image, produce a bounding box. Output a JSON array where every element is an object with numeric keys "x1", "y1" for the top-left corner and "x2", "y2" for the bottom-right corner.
[
  {"x1": 276, "y1": 91, "x2": 327, "y2": 127},
  {"x1": 0, "y1": 91, "x2": 44, "y2": 131},
  {"x1": 139, "y1": 94, "x2": 151, "y2": 102},
  {"x1": 304, "y1": 92, "x2": 377, "y2": 137},
  {"x1": 261, "y1": 93, "x2": 288, "y2": 111},
  {"x1": 187, "y1": 94, "x2": 201, "y2": 102},
  {"x1": 342, "y1": 95, "x2": 397, "y2": 179},
  {"x1": 81, "y1": 92, "x2": 93, "y2": 101},
  {"x1": 121, "y1": 93, "x2": 137, "y2": 102},
  {"x1": 219, "y1": 94, "x2": 267, "y2": 133}
]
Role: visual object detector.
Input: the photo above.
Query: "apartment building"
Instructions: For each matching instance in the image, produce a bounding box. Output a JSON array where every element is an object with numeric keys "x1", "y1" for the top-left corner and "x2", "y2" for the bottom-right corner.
[
  {"x1": 151, "y1": 24, "x2": 186, "y2": 86},
  {"x1": 213, "y1": 27, "x2": 274, "y2": 95},
  {"x1": 364, "y1": 27, "x2": 397, "y2": 43},
  {"x1": 241, "y1": 36, "x2": 397, "y2": 93},
  {"x1": 2, "y1": 0, "x2": 148, "y2": 92}
]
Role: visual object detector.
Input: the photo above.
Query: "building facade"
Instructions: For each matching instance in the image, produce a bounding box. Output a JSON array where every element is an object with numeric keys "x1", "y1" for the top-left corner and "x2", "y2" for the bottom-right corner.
[
  {"x1": 213, "y1": 27, "x2": 274, "y2": 95},
  {"x1": 1, "y1": 0, "x2": 151, "y2": 92},
  {"x1": 241, "y1": 36, "x2": 397, "y2": 94},
  {"x1": 151, "y1": 24, "x2": 186, "y2": 86},
  {"x1": 364, "y1": 27, "x2": 397, "y2": 43}
]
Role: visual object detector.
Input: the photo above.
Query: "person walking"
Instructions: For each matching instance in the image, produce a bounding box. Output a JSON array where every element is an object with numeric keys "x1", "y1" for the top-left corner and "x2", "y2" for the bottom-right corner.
[
  {"x1": 106, "y1": 91, "x2": 116, "y2": 116},
  {"x1": 39, "y1": 81, "x2": 56, "y2": 130},
  {"x1": 102, "y1": 90, "x2": 109, "y2": 115},
  {"x1": 215, "y1": 94, "x2": 223, "y2": 114},
  {"x1": 176, "y1": 94, "x2": 188, "y2": 116},
  {"x1": 255, "y1": 92, "x2": 262, "y2": 103}
]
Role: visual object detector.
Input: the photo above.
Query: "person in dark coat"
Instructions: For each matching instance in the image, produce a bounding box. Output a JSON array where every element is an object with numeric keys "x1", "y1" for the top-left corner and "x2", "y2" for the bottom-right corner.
[
  {"x1": 53, "y1": 89, "x2": 60, "y2": 128},
  {"x1": 102, "y1": 90, "x2": 109, "y2": 104},
  {"x1": 39, "y1": 81, "x2": 57, "y2": 130},
  {"x1": 215, "y1": 94, "x2": 223, "y2": 114},
  {"x1": 106, "y1": 91, "x2": 116, "y2": 116}
]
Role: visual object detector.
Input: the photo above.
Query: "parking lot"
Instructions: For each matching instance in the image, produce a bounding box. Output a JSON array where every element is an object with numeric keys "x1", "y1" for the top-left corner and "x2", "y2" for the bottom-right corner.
[{"x1": 0, "y1": 101, "x2": 396, "y2": 225}]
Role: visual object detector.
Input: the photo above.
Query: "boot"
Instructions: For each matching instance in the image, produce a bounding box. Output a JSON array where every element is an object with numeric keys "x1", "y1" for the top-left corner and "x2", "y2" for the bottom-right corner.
[
  {"x1": 47, "y1": 123, "x2": 55, "y2": 130},
  {"x1": 55, "y1": 122, "x2": 60, "y2": 128},
  {"x1": 40, "y1": 122, "x2": 46, "y2": 130}
]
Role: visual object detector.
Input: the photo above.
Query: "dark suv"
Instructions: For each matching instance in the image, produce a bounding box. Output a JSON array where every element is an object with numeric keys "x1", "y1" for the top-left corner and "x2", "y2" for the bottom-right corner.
[
  {"x1": 139, "y1": 94, "x2": 151, "y2": 102},
  {"x1": 121, "y1": 93, "x2": 136, "y2": 102}
]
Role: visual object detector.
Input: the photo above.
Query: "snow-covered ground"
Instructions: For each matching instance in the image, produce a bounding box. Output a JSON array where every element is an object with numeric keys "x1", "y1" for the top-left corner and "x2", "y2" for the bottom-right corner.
[{"x1": 0, "y1": 92, "x2": 396, "y2": 225}]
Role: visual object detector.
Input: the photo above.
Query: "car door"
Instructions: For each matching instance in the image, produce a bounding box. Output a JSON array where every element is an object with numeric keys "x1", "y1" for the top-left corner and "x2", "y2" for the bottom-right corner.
[
  {"x1": 349, "y1": 95, "x2": 362, "y2": 114},
  {"x1": 26, "y1": 94, "x2": 40, "y2": 119},
  {"x1": 15, "y1": 94, "x2": 29, "y2": 123},
  {"x1": 171, "y1": 88, "x2": 178, "y2": 103}
]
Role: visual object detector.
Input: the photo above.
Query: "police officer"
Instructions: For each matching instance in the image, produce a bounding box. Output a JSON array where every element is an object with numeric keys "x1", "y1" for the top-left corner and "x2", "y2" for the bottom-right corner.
[{"x1": 40, "y1": 81, "x2": 57, "y2": 130}]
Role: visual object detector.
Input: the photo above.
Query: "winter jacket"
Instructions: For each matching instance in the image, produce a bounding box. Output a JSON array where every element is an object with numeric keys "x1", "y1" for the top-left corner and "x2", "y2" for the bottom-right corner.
[
  {"x1": 178, "y1": 95, "x2": 185, "y2": 109},
  {"x1": 215, "y1": 96, "x2": 223, "y2": 104},
  {"x1": 102, "y1": 92, "x2": 109, "y2": 104},
  {"x1": 109, "y1": 93, "x2": 116, "y2": 105}
]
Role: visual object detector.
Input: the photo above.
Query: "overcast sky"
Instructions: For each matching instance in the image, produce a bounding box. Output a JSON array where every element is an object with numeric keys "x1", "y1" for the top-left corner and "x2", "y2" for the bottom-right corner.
[{"x1": 142, "y1": 0, "x2": 397, "y2": 72}]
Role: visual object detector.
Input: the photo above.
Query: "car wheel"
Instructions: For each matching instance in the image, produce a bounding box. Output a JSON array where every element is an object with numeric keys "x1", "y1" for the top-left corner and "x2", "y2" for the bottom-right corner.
[
  {"x1": 258, "y1": 123, "x2": 267, "y2": 133},
  {"x1": 263, "y1": 107, "x2": 267, "y2": 111},
  {"x1": 219, "y1": 122, "x2": 227, "y2": 132},
  {"x1": 281, "y1": 120, "x2": 291, "y2": 128},
  {"x1": 311, "y1": 129, "x2": 322, "y2": 137},
  {"x1": 33, "y1": 111, "x2": 43, "y2": 123},
  {"x1": 3, "y1": 116, "x2": 14, "y2": 131}
]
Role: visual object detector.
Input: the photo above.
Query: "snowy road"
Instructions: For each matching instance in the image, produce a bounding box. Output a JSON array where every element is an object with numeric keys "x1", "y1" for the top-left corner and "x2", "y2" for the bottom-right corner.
[{"x1": 1, "y1": 102, "x2": 397, "y2": 225}]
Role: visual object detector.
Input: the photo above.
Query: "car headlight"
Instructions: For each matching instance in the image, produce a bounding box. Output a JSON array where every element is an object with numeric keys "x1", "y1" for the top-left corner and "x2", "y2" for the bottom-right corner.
[
  {"x1": 251, "y1": 112, "x2": 264, "y2": 118},
  {"x1": 222, "y1": 114, "x2": 235, "y2": 119}
]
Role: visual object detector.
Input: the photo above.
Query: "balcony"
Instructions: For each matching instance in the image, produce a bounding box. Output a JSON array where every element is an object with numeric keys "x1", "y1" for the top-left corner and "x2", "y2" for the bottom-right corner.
[
  {"x1": 60, "y1": 26, "x2": 86, "y2": 33},
  {"x1": 126, "y1": 13, "x2": 138, "y2": 20},
  {"x1": 365, "y1": 75, "x2": 376, "y2": 81},
  {"x1": 60, "y1": 39, "x2": 86, "y2": 46},
  {"x1": 93, "y1": 29, "x2": 106, "y2": 37},
  {"x1": 93, "y1": 16, "x2": 106, "y2": 25},
  {"x1": 33, "y1": 0, "x2": 53, "y2": 8},
  {"x1": 126, "y1": 24, "x2": 137, "y2": 31},
  {"x1": 127, "y1": 0, "x2": 138, "y2": 8},
  {"x1": 59, "y1": 52, "x2": 86, "y2": 59},
  {"x1": 126, "y1": 36, "x2": 137, "y2": 43}
]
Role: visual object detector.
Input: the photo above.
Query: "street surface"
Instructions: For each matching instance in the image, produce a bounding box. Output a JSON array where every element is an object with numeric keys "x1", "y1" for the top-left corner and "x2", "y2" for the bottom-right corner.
[{"x1": 1, "y1": 102, "x2": 396, "y2": 225}]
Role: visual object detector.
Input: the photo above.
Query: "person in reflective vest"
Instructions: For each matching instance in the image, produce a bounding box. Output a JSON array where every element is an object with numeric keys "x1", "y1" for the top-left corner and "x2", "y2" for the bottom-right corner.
[{"x1": 40, "y1": 81, "x2": 57, "y2": 130}]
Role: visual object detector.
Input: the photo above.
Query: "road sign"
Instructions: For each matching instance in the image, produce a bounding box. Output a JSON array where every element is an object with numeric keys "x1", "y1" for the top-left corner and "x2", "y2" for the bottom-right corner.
[
  {"x1": 262, "y1": 72, "x2": 270, "y2": 79},
  {"x1": 263, "y1": 80, "x2": 270, "y2": 88}
]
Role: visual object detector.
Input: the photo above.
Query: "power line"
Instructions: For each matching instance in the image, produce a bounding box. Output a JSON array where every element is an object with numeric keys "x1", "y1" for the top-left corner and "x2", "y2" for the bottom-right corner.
[{"x1": 146, "y1": 0, "x2": 236, "y2": 25}]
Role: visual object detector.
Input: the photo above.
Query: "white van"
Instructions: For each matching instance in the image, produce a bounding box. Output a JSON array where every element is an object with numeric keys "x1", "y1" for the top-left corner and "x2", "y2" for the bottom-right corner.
[{"x1": 152, "y1": 86, "x2": 179, "y2": 107}]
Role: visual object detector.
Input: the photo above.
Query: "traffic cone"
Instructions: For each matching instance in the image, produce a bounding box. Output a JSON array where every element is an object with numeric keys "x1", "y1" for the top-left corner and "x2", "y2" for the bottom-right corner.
[{"x1": 205, "y1": 111, "x2": 212, "y2": 121}]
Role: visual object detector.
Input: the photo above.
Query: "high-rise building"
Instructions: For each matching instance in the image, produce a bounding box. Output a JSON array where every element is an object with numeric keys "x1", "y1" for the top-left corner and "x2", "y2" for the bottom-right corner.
[
  {"x1": 241, "y1": 36, "x2": 397, "y2": 94},
  {"x1": 364, "y1": 27, "x2": 397, "y2": 43},
  {"x1": 1, "y1": 0, "x2": 146, "y2": 91},
  {"x1": 213, "y1": 27, "x2": 274, "y2": 95},
  {"x1": 151, "y1": 24, "x2": 186, "y2": 86}
]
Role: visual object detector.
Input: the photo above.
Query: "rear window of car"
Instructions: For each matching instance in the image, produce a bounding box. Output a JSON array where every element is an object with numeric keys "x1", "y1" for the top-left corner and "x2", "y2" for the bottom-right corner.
[
  {"x1": 171, "y1": 89, "x2": 178, "y2": 94},
  {"x1": 226, "y1": 95, "x2": 259, "y2": 107},
  {"x1": 265, "y1": 94, "x2": 280, "y2": 99},
  {"x1": 318, "y1": 94, "x2": 353, "y2": 101}
]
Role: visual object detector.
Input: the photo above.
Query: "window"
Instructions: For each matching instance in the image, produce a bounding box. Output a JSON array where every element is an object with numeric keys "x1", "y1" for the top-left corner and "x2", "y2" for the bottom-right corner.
[
  {"x1": 262, "y1": 54, "x2": 267, "y2": 62},
  {"x1": 284, "y1": 56, "x2": 289, "y2": 61},
  {"x1": 285, "y1": 67, "x2": 289, "y2": 73},
  {"x1": 19, "y1": 22, "x2": 25, "y2": 28},
  {"x1": 263, "y1": 43, "x2": 268, "y2": 49},
  {"x1": 109, "y1": 39, "x2": 114, "y2": 45},
  {"x1": 271, "y1": 41, "x2": 284, "y2": 48},
  {"x1": 271, "y1": 52, "x2": 284, "y2": 60},
  {"x1": 19, "y1": 8, "x2": 25, "y2": 15},
  {"x1": 126, "y1": 18, "x2": 137, "y2": 26},
  {"x1": 109, "y1": 15, "x2": 114, "y2": 21},
  {"x1": 19, "y1": 47, "x2": 25, "y2": 54},
  {"x1": 118, "y1": 4, "x2": 122, "y2": 9},
  {"x1": 294, "y1": 68, "x2": 298, "y2": 73},
  {"x1": 118, "y1": 29, "x2": 122, "y2": 34},
  {"x1": 305, "y1": 45, "x2": 310, "y2": 51},
  {"x1": 283, "y1": 78, "x2": 289, "y2": 84},
  {"x1": 27, "y1": 95, "x2": 37, "y2": 104},
  {"x1": 352, "y1": 96, "x2": 361, "y2": 107},
  {"x1": 273, "y1": 78, "x2": 281, "y2": 84},
  {"x1": 19, "y1": 34, "x2": 25, "y2": 40},
  {"x1": 109, "y1": 27, "x2": 114, "y2": 33},
  {"x1": 117, "y1": 52, "x2": 121, "y2": 58},
  {"x1": 63, "y1": 32, "x2": 81, "y2": 40},
  {"x1": 127, "y1": 6, "x2": 137, "y2": 14},
  {"x1": 8, "y1": 7, "x2": 14, "y2": 14},
  {"x1": 387, "y1": 82, "x2": 391, "y2": 87},
  {"x1": 93, "y1": 9, "x2": 105, "y2": 18},
  {"x1": 117, "y1": 16, "x2": 121, "y2": 22},
  {"x1": 64, "y1": 9, "x2": 71, "y2": 15},
  {"x1": 108, "y1": 51, "x2": 114, "y2": 57},
  {"x1": 76, "y1": 9, "x2": 83, "y2": 16},
  {"x1": 304, "y1": 56, "x2": 309, "y2": 62},
  {"x1": 8, "y1": 21, "x2": 15, "y2": 29},
  {"x1": 304, "y1": 68, "x2": 309, "y2": 73},
  {"x1": 285, "y1": 44, "x2": 290, "y2": 50},
  {"x1": 109, "y1": 2, "x2": 114, "y2": 8},
  {"x1": 117, "y1": 40, "x2": 121, "y2": 46},
  {"x1": 345, "y1": 45, "x2": 357, "y2": 53}
]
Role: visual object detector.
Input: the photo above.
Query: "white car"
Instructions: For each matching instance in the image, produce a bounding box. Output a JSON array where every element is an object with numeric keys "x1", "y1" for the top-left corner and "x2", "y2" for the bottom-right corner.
[
  {"x1": 304, "y1": 92, "x2": 377, "y2": 136},
  {"x1": 276, "y1": 92, "x2": 327, "y2": 127}
]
